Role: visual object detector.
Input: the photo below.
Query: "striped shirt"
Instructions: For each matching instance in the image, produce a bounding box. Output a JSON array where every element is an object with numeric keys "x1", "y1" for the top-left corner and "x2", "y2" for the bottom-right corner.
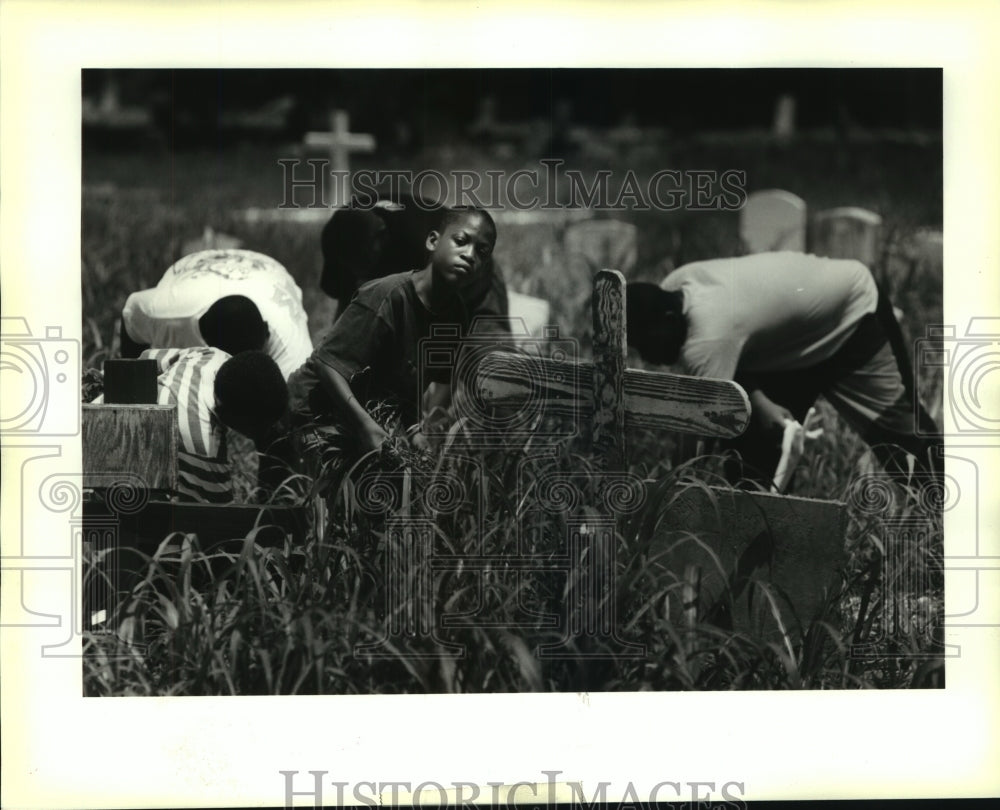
[{"x1": 142, "y1": 347, "x2": 233, "y2": 503}]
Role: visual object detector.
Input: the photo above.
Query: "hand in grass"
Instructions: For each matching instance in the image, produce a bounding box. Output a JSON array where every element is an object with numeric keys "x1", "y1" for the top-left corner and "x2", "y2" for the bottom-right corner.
[{"x1": 749, "y1": 390, "x2": 794, "y2": 438}]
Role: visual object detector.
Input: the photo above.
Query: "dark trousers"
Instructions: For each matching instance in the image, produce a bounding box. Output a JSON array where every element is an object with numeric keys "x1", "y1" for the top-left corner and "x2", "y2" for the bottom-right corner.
[{"x1": 724, "y1": 287, "x2": 943, "y2": 488}]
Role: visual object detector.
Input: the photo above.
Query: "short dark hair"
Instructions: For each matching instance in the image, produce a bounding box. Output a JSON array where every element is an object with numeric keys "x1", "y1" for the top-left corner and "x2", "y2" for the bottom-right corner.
[
  {"x1": 439, "y1": 206, "x2": 496, "y2": 243},
  {"x1": 320, "y1": 208, "x2": 387, "y2": 299},
  {"x1": 625, "y1": 283, "x2": 687, "y2": 365},
  {"x1": 198, "y1": 295, "x2": 269, "y2": 356},
  {"x1": 214, "y1": 350, "x2": 288, "y2": 438}
]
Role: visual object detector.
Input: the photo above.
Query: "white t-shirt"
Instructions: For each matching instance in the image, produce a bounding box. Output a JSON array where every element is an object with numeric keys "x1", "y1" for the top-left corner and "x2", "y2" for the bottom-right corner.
[
  {"x1": 122, "y1": 249, "x2": 313, "y2": 379},
  {"x1": 660, "y1": 252, "x2": 879, "y2": 380}
]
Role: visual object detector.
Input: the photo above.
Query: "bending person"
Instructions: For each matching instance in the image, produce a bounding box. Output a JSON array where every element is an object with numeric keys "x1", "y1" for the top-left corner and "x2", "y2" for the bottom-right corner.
[
  {"x1": 120, "y1": 248, "x2": 313, "y2": 379},
  {"x1": 625, "y1": 251, "x2": 942, "y2": 489},
  {"x1": 95, "y1": 348, "x2": 288, "y2": 504}
]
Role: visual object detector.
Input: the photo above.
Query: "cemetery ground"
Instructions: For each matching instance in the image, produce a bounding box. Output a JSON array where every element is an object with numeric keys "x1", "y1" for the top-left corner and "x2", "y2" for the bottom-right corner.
[{"x1": 81, "y1": 136, "x2": 944, "y2": 694}]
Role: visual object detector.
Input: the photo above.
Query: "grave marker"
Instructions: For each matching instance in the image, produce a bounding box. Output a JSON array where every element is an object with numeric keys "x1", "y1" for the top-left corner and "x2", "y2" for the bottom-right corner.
[
  {"x1": 477, "y1": 269, "x2": 752, "y2": 469},
  {"x1": 475, "y1": 269, "x2": 846, "y2": 640},
  {"x1": 181, "y1": 226, "x2": 243, "y2": 256},
  {"x1": 739, "y1": 189, "x2": 807, "y2": 253},
  {"x1": 82, "y1": 404, "x2": 178, "y2": 492},
  {"x1": 304, "y1": 110, "x2": 376, "y2": 207},
  {"x1": 902, "y1": 227, "x2": 943, "y2": 282},
  {"x1": 655, "y1": 486, "x2": 846, "y2": 639},
  {"x1": 809, "y1": 206, "x2": 882, "y2": 266},
  {"x1": 506, "y1": 291, "x2": 552, "y2": 339},
  {"x1": 564, "y1": 219, "x2": 638, "y2": 278},
  {"x1": 772, "y1": 94, "x2": 797, "y2": 142},
  {"x1": 591, "y1": 270, "x2": 628, "y2": 468}
]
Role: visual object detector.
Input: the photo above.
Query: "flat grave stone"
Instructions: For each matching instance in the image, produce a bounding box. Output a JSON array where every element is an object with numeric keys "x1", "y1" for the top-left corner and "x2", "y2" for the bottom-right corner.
[{"x1": 652, "y1": 485, "x2": 847, "y2": 639}]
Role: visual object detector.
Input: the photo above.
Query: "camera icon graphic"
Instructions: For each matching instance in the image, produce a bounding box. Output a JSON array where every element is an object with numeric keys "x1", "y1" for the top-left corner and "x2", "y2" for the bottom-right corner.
[
  {"x1": 0, "y1": 317, "x2": 80, "y2": 436},
  {"x1": 419, "y1": 318, "x2": 580, "y2": 446},
  {"x1": 915, "y1": 318, "x2": 1000, "y2": 439}
]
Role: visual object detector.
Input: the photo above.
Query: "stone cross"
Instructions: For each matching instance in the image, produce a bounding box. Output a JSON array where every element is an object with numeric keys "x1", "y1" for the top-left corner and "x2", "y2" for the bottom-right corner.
[
  {"x1": 739, "y1": 189, "x2": 807, "y2": 253},
  {"x1": 304, "y1": 109, "x2": 376, "y2": 207}
]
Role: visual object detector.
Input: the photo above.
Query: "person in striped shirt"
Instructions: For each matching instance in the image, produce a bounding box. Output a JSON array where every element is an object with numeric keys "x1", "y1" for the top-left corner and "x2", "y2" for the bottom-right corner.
[{"x1": 139, "y1": 347, "x2": 288, "y2": 503}]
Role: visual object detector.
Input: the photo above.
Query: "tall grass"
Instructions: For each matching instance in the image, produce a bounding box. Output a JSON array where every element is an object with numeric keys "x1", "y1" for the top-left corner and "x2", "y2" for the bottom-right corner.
[
  {"x1": 84, "y1": 434, "x2": 944, "y2": 694},
  {"x1": 82, "y1": 139, "x2": 944, "y2": 693}
]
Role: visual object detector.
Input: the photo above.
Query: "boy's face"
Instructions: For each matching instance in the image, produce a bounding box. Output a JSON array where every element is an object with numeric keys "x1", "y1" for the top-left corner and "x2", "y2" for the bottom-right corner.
[{"x1": 426, "y1": 213, "x2": 496, "y2": 287}]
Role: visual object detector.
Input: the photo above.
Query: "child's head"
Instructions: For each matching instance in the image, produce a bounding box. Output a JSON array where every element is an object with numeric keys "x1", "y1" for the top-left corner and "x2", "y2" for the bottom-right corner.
[
  {"x1": 425, "y1": 207, "x2": 497, "y2": 287},
  {"x1": 320, "y1": 208, "x2": 388, "y2": 300},
  {"x1": 198, "y1": 295, "x2": 270, "y2": 357},
  {"x1": 625, "y1": 283, "x2": 687, "y2": 365},
  {"x1": 213, "y1": 350, "x2": 288, "y2": 441}
]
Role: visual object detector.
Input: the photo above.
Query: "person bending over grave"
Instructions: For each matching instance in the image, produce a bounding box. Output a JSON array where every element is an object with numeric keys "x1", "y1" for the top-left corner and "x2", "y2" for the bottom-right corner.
[
  {"x1": 320, "y1": 190, "x2": 510, "y2": 332},
  {"x1": 95, "y1": 348, "x2": 288, "y2": 504},
  {"x1": 286, "y1": 206, "x2": 496, "y2": 490},
  {"x1": 119, "y1": 248, "x2": 313, "y2": 379},
  {"x1": 625, "y1": 252, "x2": 942, "y2": 488}
]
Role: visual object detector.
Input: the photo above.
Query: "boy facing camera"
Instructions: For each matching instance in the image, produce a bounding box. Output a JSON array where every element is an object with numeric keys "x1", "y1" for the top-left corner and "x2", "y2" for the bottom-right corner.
[
  {"x1": 320, "y1": 192, "x2": 509, "y2": 330},
  {"x1": 287, "y1": 206, "x2": 497, "y2": 483}
]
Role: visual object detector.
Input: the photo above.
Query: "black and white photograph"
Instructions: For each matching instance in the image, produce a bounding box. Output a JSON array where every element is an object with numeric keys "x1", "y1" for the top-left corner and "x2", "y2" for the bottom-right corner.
[
  {"x1": 78, "y1": 66, "x2": 946, "y2": 696},
  {"x1": 2, "y1": 2, "x2": 998, "y2": 808}
]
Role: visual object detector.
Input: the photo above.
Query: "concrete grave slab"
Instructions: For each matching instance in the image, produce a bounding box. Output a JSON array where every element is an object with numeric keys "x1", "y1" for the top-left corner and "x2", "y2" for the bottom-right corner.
[{"x1": 650, "y1": 485, "x2": 847, "y2": 640}]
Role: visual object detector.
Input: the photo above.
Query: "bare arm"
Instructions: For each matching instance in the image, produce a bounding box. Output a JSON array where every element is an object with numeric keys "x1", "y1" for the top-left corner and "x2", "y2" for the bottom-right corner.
[
  {"x1": 314, "y1": 363, "x2": 390, "y2": 453},
  {"x1": 747, "y1": 388, "x2": 794, "y2": 437}
]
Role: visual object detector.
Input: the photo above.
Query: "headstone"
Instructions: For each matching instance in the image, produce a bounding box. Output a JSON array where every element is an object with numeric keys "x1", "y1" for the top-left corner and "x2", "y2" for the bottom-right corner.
[
  {"x1": 81, "y1": 70, "x2": 152, "y2": 130},
  {"x1": 82, "y1": 404, "x2": 178, "y2": 491},
  {"x1": 181, "y1": 226, "x2": 243, "y2": 256},
  {"x1": 304, "y1": 110, "x2": 376, "y2": 207},
  {"x1": 904, "y1": 227, "x2": 943, "y2": 281},
  {"x1": 564, "y1": 219, "x2": 638, "y2": 278},
  {"x1": 506, "y1": 291, "x2": 551, "y2": 339},
  {"x1": 809, "y1": 206, "x2": 882, "y2": 267},
  {"x1": 469, "y1": 96, "x2": 540, "y2": 157},
  {"x1": 739, "y1": 189, "x2": 807, "y2": 253},
  {"x1": 772, "y1": 94, "x2": 797, "y2": 142},
  {"x1": 654, "y1": 486, "x2": 846, "y2": 639}
]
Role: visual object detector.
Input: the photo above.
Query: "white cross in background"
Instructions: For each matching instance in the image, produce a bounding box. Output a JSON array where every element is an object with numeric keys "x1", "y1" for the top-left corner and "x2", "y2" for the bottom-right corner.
[{"x1": 304, "y1": 109, "x2": 376, "y2": 207}]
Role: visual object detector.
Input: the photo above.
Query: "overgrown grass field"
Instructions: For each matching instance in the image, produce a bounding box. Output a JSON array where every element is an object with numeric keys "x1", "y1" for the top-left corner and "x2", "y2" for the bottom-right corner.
[{"x1": 81, "y1": 138, "x2": 945, "y2": 694}]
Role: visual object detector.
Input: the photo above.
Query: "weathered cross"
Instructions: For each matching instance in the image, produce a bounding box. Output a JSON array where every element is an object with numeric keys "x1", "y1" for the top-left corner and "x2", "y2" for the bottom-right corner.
[
  {"x1": 476, "y1": 269, "x2": 752, "y2": 469},
  {"x1": 471, "y1": 270, "x2": 850, "y2": 644},
  {"x1": 304, "y1": 109, "x2": 376, "y2": 207}
]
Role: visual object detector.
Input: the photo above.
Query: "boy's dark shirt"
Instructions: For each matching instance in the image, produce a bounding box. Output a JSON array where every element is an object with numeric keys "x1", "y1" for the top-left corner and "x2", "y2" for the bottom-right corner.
[
  {"x1": 288, "y1": 270, "x2": 468, "y2": 429},
  {"x1": 321, "y1": 195, "x2": 509, "y2": 329}
]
